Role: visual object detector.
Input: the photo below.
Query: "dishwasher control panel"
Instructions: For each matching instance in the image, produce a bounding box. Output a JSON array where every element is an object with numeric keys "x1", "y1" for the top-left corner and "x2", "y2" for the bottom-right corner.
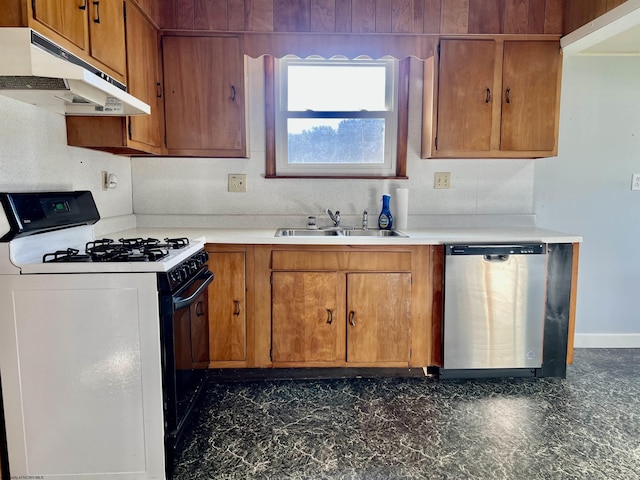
[{"x1": 447, "y1": 244, "x2": 546, "y2": 256}]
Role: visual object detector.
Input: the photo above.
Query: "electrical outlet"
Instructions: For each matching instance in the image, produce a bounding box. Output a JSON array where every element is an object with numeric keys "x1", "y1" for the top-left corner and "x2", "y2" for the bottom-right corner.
[
  {"x1": 228, "y1": 174, "x2": 247, "y2": 192},
  {"x1": 632, "y1": 173, "x2": 640, "y2": 191},
  {"x1": 434, "y1": 172, "x2": 451, "y2": 189}
]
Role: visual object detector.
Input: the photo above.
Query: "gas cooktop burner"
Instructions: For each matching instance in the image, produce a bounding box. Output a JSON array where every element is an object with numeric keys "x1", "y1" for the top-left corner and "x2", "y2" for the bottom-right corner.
[
  {"x1": 42, "y1": 237, "x2": 190, "y2": 263},
  {"x1": 42, "y1": 248, "x2": 91, "y2": 263}
]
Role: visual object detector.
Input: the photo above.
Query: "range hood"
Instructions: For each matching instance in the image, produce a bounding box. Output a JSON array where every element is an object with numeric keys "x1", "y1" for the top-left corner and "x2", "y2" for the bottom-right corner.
[
  {"x1": 0, "y1": 28, "x2": 150, "y2": 116},
  {"x1": 562, "y1": 0, "x2": 640, "y2": 55}
]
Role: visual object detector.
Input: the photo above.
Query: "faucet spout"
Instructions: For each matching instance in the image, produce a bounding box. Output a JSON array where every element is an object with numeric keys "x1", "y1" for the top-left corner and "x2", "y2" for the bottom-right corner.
[
  {"x1": 326, "y1": 209, "x2": 341, "y2": 227},
  {"x1": 362, "y1": 209, "x2": 369, "y2": 230}
]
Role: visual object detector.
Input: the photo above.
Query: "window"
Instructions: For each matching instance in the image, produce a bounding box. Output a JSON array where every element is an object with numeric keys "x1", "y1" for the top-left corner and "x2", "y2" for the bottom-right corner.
[{"x1": 266, "y1": 56, "x2": 408, "y2": 178}]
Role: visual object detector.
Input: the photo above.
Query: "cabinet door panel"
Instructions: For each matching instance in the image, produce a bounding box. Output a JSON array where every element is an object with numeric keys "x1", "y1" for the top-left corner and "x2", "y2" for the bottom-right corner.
[
  {"x1": 437, "y1": 39, "x2": 496, "y2": 152},
  {"x1": 272, "y1": 272, "x2": 339, "y2": 362},
  {"x1": 500, "y1": 41, "x2": 560, "y2": 152},
  {"x1": 208, "y1": 252, "x2": 247, "y2": 361},
  {"x1": 347, "y1": 273, "x2": 411, "y2": 363},
  {"x1": 88, "y1": 0, "x2": 126, "y2": 76},
  {"x1": 163, "y1": 35, "x2": 245, "y2": 153},
  {"x1": 126, "y1": 2, "x2": 162, "y2": 149},
  {"x1": 33, "y1": 0, "x2": 86, "y2": 49}
]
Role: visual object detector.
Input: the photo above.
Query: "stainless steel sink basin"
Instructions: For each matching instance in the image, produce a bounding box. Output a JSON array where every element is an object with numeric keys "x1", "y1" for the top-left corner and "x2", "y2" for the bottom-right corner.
[
  {"x1": 274, "y1": 228, "x2": 407, "y2": 238},
  {"x1": 275, "y1": 228, "x2": 340, "y2": 237},
  {"x1": 341, "y1": 229, "x2": 407, "y2": 237}
]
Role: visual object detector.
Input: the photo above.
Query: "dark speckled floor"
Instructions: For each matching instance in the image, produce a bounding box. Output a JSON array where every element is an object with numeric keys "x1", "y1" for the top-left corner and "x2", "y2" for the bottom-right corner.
[{"x1": 174, "y1": 349, "x2": 640, "y2": 480}]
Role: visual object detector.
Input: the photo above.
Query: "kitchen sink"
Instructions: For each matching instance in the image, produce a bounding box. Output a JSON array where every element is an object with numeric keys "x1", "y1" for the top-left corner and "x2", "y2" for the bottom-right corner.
[{"x1": 274, "y1": 228, "x2": 408, "y2": 237}]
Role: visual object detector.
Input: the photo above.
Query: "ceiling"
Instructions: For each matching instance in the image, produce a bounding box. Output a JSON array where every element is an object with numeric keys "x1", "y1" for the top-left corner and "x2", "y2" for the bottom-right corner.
[{"x1": 561, "y1": 0, "x2": 640, "y2": 56}]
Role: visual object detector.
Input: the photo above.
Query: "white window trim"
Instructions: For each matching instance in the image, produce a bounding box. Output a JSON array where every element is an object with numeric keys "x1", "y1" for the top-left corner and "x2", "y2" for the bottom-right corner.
[{"x1": 274, "y1": 56, "x2": 399, "y2": 177}]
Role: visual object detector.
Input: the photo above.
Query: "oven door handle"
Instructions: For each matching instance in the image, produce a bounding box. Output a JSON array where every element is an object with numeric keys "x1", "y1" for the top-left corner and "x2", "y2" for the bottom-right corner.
[{"x1": 173, "y1": 270, "x2": 214, "y2": 311}]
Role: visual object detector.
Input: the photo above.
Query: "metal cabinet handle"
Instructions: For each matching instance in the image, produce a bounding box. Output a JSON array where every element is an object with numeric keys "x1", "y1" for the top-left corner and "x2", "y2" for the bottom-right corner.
[
  {"x1": 485, "y1": 88, "x2": 491, "y2": 104},
  {"x1": 326, "y1": 309, "x2": 333, "y2": 325},
  {"x1": 231, "y1": 85, "x2": 236, "y2": 102},
  {"x1": 156, "y1": 82, "x2": 162, "y2": 98},
  {"x1": 348, "y1": 311, "x2": 356, "y2": 327},
  {"x1": 92, "y1": 1, "x2": 100, "y2": 23},
  {"x1": 79, "y1": 0, "x2": 87, "y2": 10},
  {"x1": 505, "y1": 87, "x2": 511, "y2": 104},
  {"x1": 195, "y1": 301, "x2": 205, "y2": 316},
  {"x1": 233, "y1": 300, "x2": 241, "y2": 316}
]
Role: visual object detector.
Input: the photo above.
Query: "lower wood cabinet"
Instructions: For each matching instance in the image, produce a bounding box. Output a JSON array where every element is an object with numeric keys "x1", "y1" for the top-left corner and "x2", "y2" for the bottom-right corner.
[
  {"x1": 206, "y1": 244, "x2": 434, "y2": 369},
  {"x1": 205, "y1": 245, "x2": 252, "y2": 367}
]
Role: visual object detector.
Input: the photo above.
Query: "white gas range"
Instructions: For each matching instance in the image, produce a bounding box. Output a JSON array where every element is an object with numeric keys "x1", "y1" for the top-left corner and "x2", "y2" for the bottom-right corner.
[{"x1": 0, "y1": 191, "x2": 213, "y2": 480}]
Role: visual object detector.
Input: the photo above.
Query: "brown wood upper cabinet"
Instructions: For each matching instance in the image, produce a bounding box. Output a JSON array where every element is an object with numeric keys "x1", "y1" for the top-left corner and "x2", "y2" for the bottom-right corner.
[
  {"x1": 161, "y1": 34, "x2": 247, "y2": 157},
  {"x1": 422, "y1": 38, "x2": 562, "y2": 158},
  {"x1": 66, "y1": 1, "x2": 162, "y2": 155},
  {"x1": 0, "y1": 0, "x2": 127, "y2": 83}
]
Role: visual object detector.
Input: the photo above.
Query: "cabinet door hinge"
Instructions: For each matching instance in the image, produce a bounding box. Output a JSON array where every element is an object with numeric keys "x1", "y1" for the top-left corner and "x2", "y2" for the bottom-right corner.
[{"x1": 128, "y1": 119, "x2": 132, "y2": 140}]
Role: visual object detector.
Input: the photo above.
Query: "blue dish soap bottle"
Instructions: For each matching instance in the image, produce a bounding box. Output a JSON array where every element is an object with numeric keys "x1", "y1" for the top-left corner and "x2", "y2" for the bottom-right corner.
[{"x1": 378, "y1": 194, "x2": 393, "y2": 230}]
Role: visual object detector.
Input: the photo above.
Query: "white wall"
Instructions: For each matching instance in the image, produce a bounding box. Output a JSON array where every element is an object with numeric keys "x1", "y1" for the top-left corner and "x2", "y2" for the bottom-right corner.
[
  {"x1": 534, "y1": 55, "x2": 640, "y2": 342},
  {"x1": 131, "y1": 57, "x2": 536, "y2": 227},
  {"x1": 0, "y1": 96, "x2": 133, "y2": 223}
]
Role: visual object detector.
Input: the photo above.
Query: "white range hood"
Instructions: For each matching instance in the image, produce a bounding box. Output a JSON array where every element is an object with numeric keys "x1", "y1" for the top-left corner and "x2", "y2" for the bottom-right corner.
[
  {"x1": 562, "y1": 0, "x2": 640, "y2": 55},
  {"x1": 0, "y1": 28, "x2": 150, "y2": 116}
]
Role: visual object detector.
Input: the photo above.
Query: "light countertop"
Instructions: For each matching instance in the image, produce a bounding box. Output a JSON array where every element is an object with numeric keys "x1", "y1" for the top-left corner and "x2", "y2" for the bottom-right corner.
[{"x1": 102, "y1": 227, "x2": 583, "y2": 246}]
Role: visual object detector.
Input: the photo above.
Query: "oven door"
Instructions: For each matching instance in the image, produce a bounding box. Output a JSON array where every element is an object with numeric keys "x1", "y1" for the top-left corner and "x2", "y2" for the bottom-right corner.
[{"x1": 161, "y1": 266, "x2": 213, "y2": 476}]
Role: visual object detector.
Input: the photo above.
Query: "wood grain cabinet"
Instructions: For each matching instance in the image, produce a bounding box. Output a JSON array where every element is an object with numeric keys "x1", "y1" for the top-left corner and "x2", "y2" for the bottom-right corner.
[
  {"x1": 270, "y1": 250, "x2": 415, "y2": 367},
  {"x1": 0, "y1": 0, "x2": 127, "y2": 83},
  {"x1": 161, "y1": 34, "x2": 247, "y2": 157},
  {"x1": 206, "y1": 247, "x2": 250, "y2": 365},
  {"x1": 422, "y1": 38, "x2": 562, "y2": 158},
  {"x1": 66, "y1": 1, "x2": 162, "y2": 154}
]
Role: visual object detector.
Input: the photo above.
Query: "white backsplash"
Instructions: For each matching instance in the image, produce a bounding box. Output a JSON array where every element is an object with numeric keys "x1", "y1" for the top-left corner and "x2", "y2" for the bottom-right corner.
[
  {"x1": 0, "y1": 96, "x2": 133, "y2": 220},
  {"x1": 131, "y1": 57, "x2": 535, "y2": 226}
]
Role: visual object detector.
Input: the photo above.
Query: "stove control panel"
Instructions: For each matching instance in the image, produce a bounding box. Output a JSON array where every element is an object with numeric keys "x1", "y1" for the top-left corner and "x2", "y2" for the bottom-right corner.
[{"x1": 163, "y1": 249, "x2": 209, "y2": 292}]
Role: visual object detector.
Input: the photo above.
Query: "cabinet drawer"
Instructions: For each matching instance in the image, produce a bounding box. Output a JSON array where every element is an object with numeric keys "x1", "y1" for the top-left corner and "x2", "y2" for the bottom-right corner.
[{"x1": 271, "y1": 251, "x2": 412, "y2": 271}]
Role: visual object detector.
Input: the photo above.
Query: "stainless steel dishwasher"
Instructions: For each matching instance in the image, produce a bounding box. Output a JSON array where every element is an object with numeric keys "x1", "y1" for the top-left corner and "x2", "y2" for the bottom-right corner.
[{"x1": 442, "y1": 244, "x2": 547, "y2": 372}]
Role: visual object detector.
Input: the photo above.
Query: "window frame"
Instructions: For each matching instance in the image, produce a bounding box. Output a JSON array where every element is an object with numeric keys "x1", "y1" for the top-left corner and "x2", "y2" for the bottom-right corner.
[{"x1": 264, "y1": 55, "x2": 409, "y2": 179}]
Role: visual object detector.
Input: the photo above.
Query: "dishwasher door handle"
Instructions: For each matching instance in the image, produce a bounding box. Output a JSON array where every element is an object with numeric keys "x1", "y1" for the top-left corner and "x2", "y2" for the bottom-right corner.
[{"x1": 484, "y1": 254, "x2": 509, "y2": 262}]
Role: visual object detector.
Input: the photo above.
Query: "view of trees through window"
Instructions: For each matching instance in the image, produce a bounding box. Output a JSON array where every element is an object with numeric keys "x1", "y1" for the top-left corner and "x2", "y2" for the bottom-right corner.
[{"x1": 287, "y1": 118, "x2": 385, "y2": 164}]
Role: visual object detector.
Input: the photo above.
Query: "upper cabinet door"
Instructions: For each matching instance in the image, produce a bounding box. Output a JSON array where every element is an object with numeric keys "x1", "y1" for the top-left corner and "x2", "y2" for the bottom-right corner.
[
  {"x1": 32, "y1": 0, "x2": 87, "y2": 49},
  {"x1": 88, "y1": 0, "x2": 126, "y2": 76},
  {"x1": 126, "y1": 1, "x2": 162, "y2": 150},
  {"x1": 500, "y1": 41, "x2": 560, "y2": 152},
  {"x1": 162, "y1": 35, "x2": 247, "y2": 157},
  {"x1": 436, "y1": 39, "x2": 498, "y2": 153}
]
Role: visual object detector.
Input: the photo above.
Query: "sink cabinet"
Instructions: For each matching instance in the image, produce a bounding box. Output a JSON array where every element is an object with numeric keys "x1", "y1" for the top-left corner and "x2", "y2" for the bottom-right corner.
[
  {"x1": 422, "y1": 37, "x2": 562, "y2": 158},
  {"x1": 267, "y1": 247, "x2": 429, "y2": 368}
]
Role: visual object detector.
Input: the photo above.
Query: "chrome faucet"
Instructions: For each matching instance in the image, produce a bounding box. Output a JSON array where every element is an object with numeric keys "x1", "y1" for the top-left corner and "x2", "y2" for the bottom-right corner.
[
  {"x1": 326, "y1": 209, "x2": 341, "y2": 227},
  {"x1": 362, "y1": 209, "x2": 369, "y2": 230}
]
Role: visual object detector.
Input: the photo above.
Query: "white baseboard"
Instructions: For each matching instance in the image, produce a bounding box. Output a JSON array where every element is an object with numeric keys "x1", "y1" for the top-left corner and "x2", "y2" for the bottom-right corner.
[{"x1": 574, "y1": 333, "x2": 640, "y2": 348}]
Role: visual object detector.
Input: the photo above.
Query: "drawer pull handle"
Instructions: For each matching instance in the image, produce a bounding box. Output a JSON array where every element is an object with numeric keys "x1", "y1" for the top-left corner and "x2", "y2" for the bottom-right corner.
[
  {"x1": 485, "y1": 88, "x2": 491, "y2": 103},
  {"x1": 79, "y1": 0, "x2": 87, "y2": 10},
  {"x1": 348, "y1": 311, "x2": 356, "y2": 327},
  {"x1": 231, "y1": 85, "x2": 236, "y2": 102},
  {"x1": 505, "y1": 87, "x2": 511, "y2": 104},
  {"x1": 195, "y1": 301, "x2": 205, "y2": 316},
  {"x1": 233, "y1": 300, "x2": 241, "y2": 316},
  {"x1": 93, "y1": 1, "x2": 100, "y2": 23},
  {"x1": 326, "y1": 309, "x2": 333, "y2": 325}
]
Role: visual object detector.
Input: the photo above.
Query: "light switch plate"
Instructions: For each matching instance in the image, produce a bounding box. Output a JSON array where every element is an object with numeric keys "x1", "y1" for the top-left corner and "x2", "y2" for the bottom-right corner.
[
  {"x1": 434, "y1": 172, "x2": 451, "y2": 189},
  {"x1": 228, "y1": 174, "x2": 247, "y2": 192}
]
